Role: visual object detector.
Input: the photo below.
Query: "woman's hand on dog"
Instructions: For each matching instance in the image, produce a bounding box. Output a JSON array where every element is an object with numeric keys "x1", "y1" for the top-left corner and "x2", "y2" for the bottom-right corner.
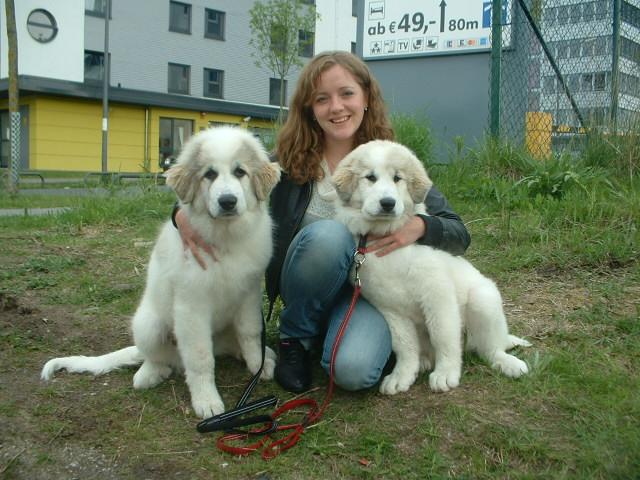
[
  {"x1": 175, "y1": 209, "x2": 218, "y2": 268},
  {"x1": 365, "y1": 216, "x2": 426, "y2": 257}
]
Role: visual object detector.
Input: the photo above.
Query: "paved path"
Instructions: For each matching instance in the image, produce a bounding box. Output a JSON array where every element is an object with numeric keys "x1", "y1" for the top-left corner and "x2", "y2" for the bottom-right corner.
[
  {"x1": 1, "y1": 184, "x2": 171, "y2": 216},
  {"x1": 0, "y1": 207, "x2": 72, "y2": 217}
]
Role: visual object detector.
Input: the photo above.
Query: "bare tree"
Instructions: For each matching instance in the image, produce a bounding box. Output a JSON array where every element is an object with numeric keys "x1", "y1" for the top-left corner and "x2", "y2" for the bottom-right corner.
[
  {"x1": 4, "y1": 0, "x2": 19, "y2": 193},
  {"x1": 249, "y1": 0, "x2": 319, "y2": 122}
]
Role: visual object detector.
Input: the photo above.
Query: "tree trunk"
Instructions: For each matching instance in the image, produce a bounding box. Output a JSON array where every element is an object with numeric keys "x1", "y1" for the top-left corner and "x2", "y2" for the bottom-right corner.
[
  {"x1": 279, "y1": 74, "x2": 285, "y2": 125},
  {"x1": 5, "y1": 0, "x2": 20, "y2": 193}
]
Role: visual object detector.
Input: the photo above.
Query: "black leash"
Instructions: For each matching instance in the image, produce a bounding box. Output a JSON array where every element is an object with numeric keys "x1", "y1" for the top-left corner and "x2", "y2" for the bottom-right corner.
[{"x1": 196, "y1": 302, "x2": 276, "y2": 434}]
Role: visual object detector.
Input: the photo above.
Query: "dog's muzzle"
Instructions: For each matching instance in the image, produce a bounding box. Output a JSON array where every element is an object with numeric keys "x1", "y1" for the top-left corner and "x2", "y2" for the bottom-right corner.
[
  {"x1": 378, "y1": 197, "x2": 396, "y2": 214},
  {"x1": 218, "y1": 194, "x2": 238, "y2": 215}
]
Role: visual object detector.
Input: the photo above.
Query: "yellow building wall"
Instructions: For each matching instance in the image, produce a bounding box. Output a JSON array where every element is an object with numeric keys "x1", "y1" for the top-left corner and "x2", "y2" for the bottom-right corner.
[
  {"x1": 19, "y1": 96, "x2": 145, "y2": 172},
  {"x1": 1, "y1": 95, "x2": 274, "y2": 172}
]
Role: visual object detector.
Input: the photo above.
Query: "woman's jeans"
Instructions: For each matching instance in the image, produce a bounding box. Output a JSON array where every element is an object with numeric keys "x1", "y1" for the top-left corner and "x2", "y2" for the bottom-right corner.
[{"x1": 279, "y1": 219, "x2": 392, "y2": 391}]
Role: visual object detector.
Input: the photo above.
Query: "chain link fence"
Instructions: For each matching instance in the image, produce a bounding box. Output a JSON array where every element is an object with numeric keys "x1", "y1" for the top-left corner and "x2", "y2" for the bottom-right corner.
[{"x1": 490, "y1": 0, "x2": 640, "y2": 158}]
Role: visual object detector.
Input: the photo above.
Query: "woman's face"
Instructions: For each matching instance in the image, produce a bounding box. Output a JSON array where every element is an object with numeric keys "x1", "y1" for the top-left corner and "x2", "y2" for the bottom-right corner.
[{"x1": 311, "y1": 65, "x2": 367, "y2": 149}]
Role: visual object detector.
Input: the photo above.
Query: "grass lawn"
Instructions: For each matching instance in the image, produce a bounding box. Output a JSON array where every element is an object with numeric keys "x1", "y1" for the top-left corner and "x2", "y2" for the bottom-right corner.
[{"x1": 0, "y1": 141, "x2": 638, "y2": 479}]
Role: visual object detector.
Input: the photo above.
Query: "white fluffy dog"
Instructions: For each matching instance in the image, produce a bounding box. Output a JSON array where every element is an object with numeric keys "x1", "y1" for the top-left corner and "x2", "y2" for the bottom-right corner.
[
  {"x1": 41, "y1": 127, "x2": 281, "y2": 418},
  {"x1": 333, "y1": 140, "x2": 530, "y2": 395}
]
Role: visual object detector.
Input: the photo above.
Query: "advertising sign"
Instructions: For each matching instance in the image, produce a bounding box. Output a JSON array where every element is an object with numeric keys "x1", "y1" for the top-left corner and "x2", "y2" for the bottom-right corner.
[{"x1": 362, "y1": 0, "x2": 510, "y2": 59}]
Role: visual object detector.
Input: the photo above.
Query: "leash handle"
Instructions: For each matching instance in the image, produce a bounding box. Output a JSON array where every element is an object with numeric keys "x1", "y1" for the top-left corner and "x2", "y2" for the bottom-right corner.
[{"x1": 196, "y1": 395, "x2": 278, "y2": 433}]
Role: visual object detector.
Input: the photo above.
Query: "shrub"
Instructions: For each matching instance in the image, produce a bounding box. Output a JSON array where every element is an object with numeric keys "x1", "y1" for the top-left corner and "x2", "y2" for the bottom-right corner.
[{"x1": 391, "y1": 112, "x2": 434, "y2": 165}]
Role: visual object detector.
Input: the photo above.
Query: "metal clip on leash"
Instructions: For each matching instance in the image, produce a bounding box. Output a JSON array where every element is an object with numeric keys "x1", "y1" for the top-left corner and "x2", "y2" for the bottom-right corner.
[{"x1": 353, "y1": 237, "x2": 367, "y2": 288}]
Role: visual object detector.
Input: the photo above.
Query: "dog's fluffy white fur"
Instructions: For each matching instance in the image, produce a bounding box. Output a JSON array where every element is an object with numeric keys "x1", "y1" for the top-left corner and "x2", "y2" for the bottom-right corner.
[
  {"x1": 41, "y1": 126, "x2": 281, "y2": 418},
  {"x1": 333, "y1": 140, "x2": 530, "y2": 395}
]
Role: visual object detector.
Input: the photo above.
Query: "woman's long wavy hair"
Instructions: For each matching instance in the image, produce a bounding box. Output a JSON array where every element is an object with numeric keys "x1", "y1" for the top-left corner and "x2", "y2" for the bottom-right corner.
[{"x1": 276, "y1": 51, "x2": 394, "y2": 184}]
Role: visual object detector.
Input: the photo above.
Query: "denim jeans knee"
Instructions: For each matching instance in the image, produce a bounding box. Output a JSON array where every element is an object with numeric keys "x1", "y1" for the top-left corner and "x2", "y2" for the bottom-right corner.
[
  {"x1": 279, "y1": 220, "x2": 355, "y2": 340},
  {"x1": 321, "y1": 289, "x2": 392, "y2": 391}
]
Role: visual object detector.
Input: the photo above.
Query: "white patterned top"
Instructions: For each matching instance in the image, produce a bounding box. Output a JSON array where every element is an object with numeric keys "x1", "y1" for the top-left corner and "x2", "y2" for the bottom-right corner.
[{"x1": 300, "y1": 159, "x2": 337, "y2": 227}]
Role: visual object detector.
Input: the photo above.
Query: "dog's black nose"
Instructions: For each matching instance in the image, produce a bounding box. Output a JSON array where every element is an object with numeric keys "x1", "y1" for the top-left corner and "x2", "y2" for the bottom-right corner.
[
  {"x1": 379, "y1": 197, "x2": 396, "y2": 212},
  {"x1": 218, "y1": 194, "x2": 238, "y2": 211}
]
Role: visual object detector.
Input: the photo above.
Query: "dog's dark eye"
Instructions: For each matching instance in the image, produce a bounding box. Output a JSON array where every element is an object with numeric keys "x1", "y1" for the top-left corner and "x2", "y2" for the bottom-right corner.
[
  {"x1": 393, "y1": 174, "x2": 402, "y2": 183},
  {"x1": 204, "y1": 169, "x2": 218, "y2": 181},
  {"x1": 365, "y1": 174, "x2": 377, "y2": 182},
  {"x1": 234, "y1": 167, "x2": 247, "y2": 178}
]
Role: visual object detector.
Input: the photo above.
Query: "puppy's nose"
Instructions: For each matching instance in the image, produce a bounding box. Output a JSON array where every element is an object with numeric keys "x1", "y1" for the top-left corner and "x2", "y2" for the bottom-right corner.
[
  {"x1": 379, "y1": 197, "x2": 396, "y2": 212},
  {"x1": 218, "y1": 194, "x2": 238, "y2": 211}
]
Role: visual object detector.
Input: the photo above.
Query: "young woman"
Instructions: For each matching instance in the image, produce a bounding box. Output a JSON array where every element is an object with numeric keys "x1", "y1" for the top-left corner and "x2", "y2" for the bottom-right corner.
[{"x1": 175, "y1": 51, "x2": 470, "y2": 394}]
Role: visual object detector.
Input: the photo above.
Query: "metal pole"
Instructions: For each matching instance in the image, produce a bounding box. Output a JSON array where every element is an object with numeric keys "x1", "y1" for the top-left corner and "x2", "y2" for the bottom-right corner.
[
  {"x1": 4, "y1": 0, "x2": 19, "y2": 192},
  {"x1": 489, "y1": 0, "x2": 503, "y2": 138},
  {"x1": 611, "y1": 0, "x2": 621, "y2": 132},
  {"x1": 101, "y1": 0, "x2": 111, "y2": 173}
]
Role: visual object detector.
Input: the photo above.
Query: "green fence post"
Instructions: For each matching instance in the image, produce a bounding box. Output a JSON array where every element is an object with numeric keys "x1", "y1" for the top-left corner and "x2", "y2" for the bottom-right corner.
[
  {"x1": 611, "y1": 0, "x2": 621, "y2": 132},
  {"x1": 489, "y1": 0, "x2": 503, "y2": 138}
]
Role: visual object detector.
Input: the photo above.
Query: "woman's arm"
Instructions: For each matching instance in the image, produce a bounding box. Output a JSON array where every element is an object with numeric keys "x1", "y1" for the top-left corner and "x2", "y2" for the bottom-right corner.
[
  {"x1": 172, "y1": 204, "x2": 217, "y2": 269},
  {"x1": 416, "y1": 185, "x2": 470, "y2": 256}
]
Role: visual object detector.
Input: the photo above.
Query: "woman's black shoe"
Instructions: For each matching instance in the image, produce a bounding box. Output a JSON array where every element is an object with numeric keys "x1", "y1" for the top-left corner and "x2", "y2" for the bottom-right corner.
[{"x1": 274, "y1": 339, "x2": 312, "y2": 393}]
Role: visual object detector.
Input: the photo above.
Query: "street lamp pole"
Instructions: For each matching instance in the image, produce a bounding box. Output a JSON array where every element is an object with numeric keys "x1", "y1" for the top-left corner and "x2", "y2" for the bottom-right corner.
[{"x1": 101, "y1": 0, "x2": 111, "y2": 173}]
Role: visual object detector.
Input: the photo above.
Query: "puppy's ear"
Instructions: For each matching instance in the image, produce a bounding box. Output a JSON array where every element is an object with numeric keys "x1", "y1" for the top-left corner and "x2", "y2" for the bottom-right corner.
[
  {"x1": 332, "y1": 154, "x2": 359, "y2": 203},
  {"x1": 406, "y1": 156, "x2": 433, "y2": 204},
  {"x1": 164, "y1": 138, "x2": 202, "y2": 203},
  {"x1": 253, "y1": 162, "x2": 281, "y2": 200}
]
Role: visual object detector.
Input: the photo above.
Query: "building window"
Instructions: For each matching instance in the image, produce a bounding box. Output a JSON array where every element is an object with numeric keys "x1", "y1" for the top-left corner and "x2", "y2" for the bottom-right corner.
[
  {"x1": 270, "y1": 78, "x2": 287, "y2": 106},
  {"x1": 159, "y1": 118, "x2": 193, "y2": 169},
  {"x1": 298, "y1": 30, "x2": 314, "y2": 57},
  {"x1": 85, "y1": 50, "x2": 105, "y2": 83},
  {"x1": 352, "y1": 0, "x2": 358, "y2": 17},
  {"x1": 170, "y1": 1, "x2": 191, "y2": 34},
  {"x1": 85, "y1": 0, "x2": 110, "y2": 17},
  {"x1": 205, "y1": 9, "x2": 225, "y2": 40},
  {"x1": 351, "y1": 42, "x2": 357, "y2": 54},
  {"x1": 204, "y1": 68, "x2": 224, "y2": 98},
  {"x1": 593, "y1": 72, "x2": 607, "y2": 91},
  {"x1": 168, "y1": 63, "x2": 190, "y2": 94},
  {"x1": 622, "y1": 1, "x2": 640, "y2": 29}
]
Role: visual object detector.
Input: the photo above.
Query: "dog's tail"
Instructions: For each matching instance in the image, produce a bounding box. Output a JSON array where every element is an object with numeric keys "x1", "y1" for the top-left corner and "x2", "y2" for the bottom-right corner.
[{"x1": 41, "y1": 346, "x2": 144, "y2": 381}]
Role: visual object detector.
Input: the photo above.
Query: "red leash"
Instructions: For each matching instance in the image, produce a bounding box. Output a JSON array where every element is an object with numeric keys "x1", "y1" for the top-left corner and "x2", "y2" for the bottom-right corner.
[{"x1": 208, "y1": 240, "x2": 367, "y2": 460}]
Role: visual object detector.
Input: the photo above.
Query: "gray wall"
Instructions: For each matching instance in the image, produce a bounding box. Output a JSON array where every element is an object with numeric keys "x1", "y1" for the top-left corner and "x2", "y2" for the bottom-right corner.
[
  {"x1": 84, "y1": 0, "x2": 302, "y2": 106},
  {"x1": 367, "y1": 53, "x2": 490, "y2": 162},
  {"x1": 354, "y1": 0, "x2": 491, "y2": 162}
]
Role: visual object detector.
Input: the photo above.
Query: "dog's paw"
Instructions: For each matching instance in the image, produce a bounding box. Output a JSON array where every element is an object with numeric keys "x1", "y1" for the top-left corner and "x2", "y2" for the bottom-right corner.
[
  {"x1": 507, "y1": 334, "x2": 532, "y2": 349},
  {"x1": 428, "y1": 367, "x2": 460, "y2": 392},
  {"x1": 493, "y1": 352, "x2": 529, "y2": 378},
  {"x1": 192, "y1": 396, "x2": 225, "y2": 418},
  {"x1": 379, "y1": 371, "x2": 417, "y2": 395},
  {"x1": 260, "y1": 355, "x2": 276, "y2": 380},
  {"x1": 133, "y1": 362, "x2": 172, "y2": 389}
]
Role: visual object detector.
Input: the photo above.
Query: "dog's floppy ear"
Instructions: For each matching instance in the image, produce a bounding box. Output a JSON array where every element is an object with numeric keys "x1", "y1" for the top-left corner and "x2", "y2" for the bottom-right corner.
[
  {"x1": 404, "y1": 153, "x2": 433, "y2": 204},
  {"x1": 332, "y1": 152, "x2": 360, "y2": 203},
  {"x1": 164, "y1": 137, "x2": 202, "y2": 203},
  {"x1": 253, "y1": 161, "x2": 281, "y2": 200}
]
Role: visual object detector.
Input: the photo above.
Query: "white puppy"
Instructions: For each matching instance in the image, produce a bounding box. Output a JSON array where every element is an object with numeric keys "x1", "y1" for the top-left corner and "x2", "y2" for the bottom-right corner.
[
  {"x1": 42, "y1": 127, "x2": 281, "y2": 418},
  {"x1": 333, "y1": 140, "x2": 530, "y2": 395}
]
